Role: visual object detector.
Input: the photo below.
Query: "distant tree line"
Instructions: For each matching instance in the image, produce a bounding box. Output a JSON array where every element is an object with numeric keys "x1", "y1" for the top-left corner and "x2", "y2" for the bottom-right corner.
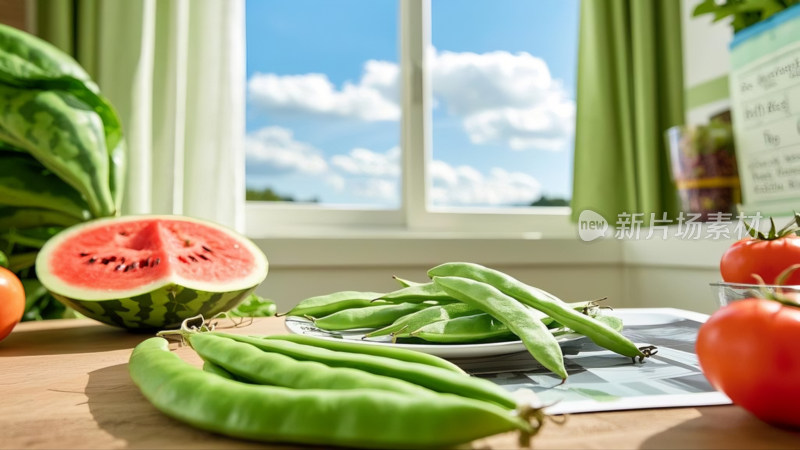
[
  {"x1": 245, "y1": 187, "x2": 319, "y2": 203},
  {"x1": 247, "y1": 186, "x2": 569, "y2": 207},
  {"x1": 530, "y1": 196, "x2": 570, "y2": 207}
]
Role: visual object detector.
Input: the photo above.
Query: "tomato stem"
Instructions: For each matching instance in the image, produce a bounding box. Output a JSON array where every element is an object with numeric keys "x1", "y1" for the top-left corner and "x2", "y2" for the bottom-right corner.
[
  {"x1": 749, "y1": 272, "x2": 800, "y2": 309},
  {"x1": 744, "y1": 212, "x2": 800, "y2": 241}
]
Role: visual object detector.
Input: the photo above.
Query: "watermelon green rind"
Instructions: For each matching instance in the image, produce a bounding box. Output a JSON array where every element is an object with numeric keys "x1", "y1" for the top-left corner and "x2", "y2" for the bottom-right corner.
[
  {"x1": 36, "y1": 215, "x2": 268, "y2": 302},
  {"x1": 52, "y1": 284, "x2": 255, "y2": 330}
]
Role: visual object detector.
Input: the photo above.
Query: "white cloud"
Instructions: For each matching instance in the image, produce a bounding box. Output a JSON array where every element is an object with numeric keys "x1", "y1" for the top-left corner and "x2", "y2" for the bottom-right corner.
[
  {"x1": 246, "y1": 128, "x2": 401, "y2": 202},
  {"x1": 331, "y1": 146, "x2": 401, "y2": 177},
  {"x1": 431, "y1": 49, "x2": 575, "y2": 150},
  {"x1": 348, "y1": 178, "x2": 398, "y2": 201},
  {"x1": 430, "y1": 160, "x2": 542, "y2": 206},
  {"x1": 462, "y1": 100, "x2": 575, "y2": 151},
  {"x1": 247, "y1": 49, "x2": 574, "y2": 151},
  {"x1": 245, "y1": 126, "x2": 328, "y2": 175},
  {"x1": 325, "y1": 174, "x2": 346, "y2": 192},
  {"x1": 247, "y1": 61, "x2": 400, "y2": 121},
  {"x1": 360, "y1": 60, "x2": 400, "y2": 103},
  {"x1": 330, "y1": 146, "x2": 401, "y2": 202},
  {"x1": 432, "y1": 50, "x2": 554, "y2": 114},
  {"x1": 245, "y1": 126, "x2": 541, "y2": 205}
]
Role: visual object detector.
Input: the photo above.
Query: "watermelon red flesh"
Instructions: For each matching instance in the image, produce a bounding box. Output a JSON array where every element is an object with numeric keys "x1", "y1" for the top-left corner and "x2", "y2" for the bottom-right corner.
[{"x1": 42, "y1": 217, "x2": 262, "y2": 294}]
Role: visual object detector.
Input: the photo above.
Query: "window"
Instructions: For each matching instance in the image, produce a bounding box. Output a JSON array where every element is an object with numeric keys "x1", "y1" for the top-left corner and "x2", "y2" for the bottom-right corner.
[
  {"x1": 430, "y1": 0, "x2": 577, "y2": 209},
  {"x1": 244, "y1": 0, "x2": 579, "y2": 236},
  {"x1": 245, "y1": 0, "x2": 400, "y2": 208}
]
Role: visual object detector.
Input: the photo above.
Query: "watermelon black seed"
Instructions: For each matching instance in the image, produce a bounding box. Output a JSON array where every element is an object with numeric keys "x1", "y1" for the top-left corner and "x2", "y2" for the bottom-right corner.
[
  {"x1": 119, "y1": 231, "x2": 129, "y2": 236},
  {"x1": 80, "y1": 252, "x2": 89, "y2": 257},
  {"x1": 154, "y1": 258, "x2": 161, "y2": 266},
  {"x1": 124, "y1": 265, "x2": 133, "y2": 272},
  {"x1": 141, "y1": 258, "x2": 149, "y2": 268},
  {"x1": 197, "y1": 253, "x2": 209, "y2": 261},
  {"x1": 109, "y1": 256, "x2": 117, "y2": 262},
  {"x1": 114, "y1": 264, "x2": 125, "y2": 271},
  {"x1": 202, "y1": 245, "x2": 213, "y2": 253},
  {"x1": 88, "y1": 257, "x2": 96, "y2": 263},
  {"x1": 188, "y1": 255, "x2": 198, "y2": 263},
  {"x1": 101, "y1": 258, "x2": 110, "y2": 264},
  {"x1": 121, "y1": 257, "x2": 126, "y2": 263}
]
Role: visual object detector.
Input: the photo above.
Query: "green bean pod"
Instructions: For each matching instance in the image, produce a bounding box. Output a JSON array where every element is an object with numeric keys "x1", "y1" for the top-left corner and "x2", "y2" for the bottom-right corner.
[
  {"x1": 202, "y1": 360, "x2": 237, "y2": 380},
  {"x1": 594, "y1": 314, "x2": 623, "y2": 332},
  {"x1": 189, "y1": 333, "x2": 436, "y2": 396},
  {"x1": 433, "y1": 276, "x2": 568, "y2": 379},
  {"x1": 365, "y1": 302, "x2": 480, "y2": 338},
  {"x1": 376, "y1": 282, "x2": 457, "y2": 303},
  {"x1": 265, "y1": 334, "x2": 465, "y2": 374},
  {"x1": 429, "y1": 262, "x2": 648, "y2": 359},
  {"x1": 283, "y1": 290, "x2": 386, "y2": 317},
  {"x1": 410, "y1": 313, "x2": 515, "y2": 343},
  {"x1": 129, "y1": 338, "x2": 531, "y2": 449},
  {"x1": 392, "y1": 275, "x2": 425, "y2": 287},
  {"x1": 406, "y1": 307, "x2": 617, "y2": 344},
  {"x1": 313, "y1": 302, "x2": 428, "y2": 331},
  {"x1": 214, "y1": 332, "x2": 517, "y2": 409},
  {"x1": 381, "y1": 300, "x2": 598, "y2": 341}
]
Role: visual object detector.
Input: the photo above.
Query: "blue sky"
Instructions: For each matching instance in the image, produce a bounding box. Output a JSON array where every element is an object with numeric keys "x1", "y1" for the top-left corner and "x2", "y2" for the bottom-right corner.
[{"x1": 245, "y1": 0, "x2": 579, "y2": 207}]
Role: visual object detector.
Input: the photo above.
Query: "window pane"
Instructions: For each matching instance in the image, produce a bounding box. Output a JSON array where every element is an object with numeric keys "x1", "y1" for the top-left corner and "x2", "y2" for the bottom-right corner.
[
  {"x1": 430, "y1": 0, "x2": 578, "y2": 208},
  {"x1": 245, "y1": 0, "x2": 400, "y2": 208}
]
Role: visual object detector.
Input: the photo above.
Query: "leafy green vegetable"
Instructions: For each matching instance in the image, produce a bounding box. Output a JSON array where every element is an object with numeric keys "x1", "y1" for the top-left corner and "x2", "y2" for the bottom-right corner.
[
  {"x1": 21, "y1": 277, "x2": 70, "y2": 321},
  {"x1": 8, "y1": 251, "x2": 37, "y2": 273},
  {"x1": 0, "y1": 23, "x2": 94, "y2": 85},
  {"x1": 0, "y1": 24, "x2": 126, "y2": 320},
  {"x1": 0, "y1": 24, "x2": 125, "y2": 210},
  {"x1": 0, "y1": 206, "x2": 80, "y2": 229},
  {"x1": 0, "y1": 85, "x2": 114, "y2": 217},
  {"x1": 0, "y1": 151, "x2": 91, "y2": 219},
  {"x1": 1, "y1": 226, "x2": 63, "y2": 250},
  {"x1": 692, "y1": 0, "x2": 799, "y2": 32},
  {"x1": 229, "y1": 294, "x2": 278, "y2": 318}
]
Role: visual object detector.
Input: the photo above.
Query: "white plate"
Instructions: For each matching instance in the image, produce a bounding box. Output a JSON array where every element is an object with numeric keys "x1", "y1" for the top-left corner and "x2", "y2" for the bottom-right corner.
[{"x1": 284, "y1": 316, "x2": 584, "y2": 358}]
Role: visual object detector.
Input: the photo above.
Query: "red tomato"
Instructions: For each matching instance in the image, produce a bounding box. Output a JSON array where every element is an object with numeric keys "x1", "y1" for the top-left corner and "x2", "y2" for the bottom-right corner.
[
  {"x1": 696, "y1": 298, "x2": 800, "y2": 428},
  {"x1": 720, "y1": 235, "x2": 800, "y2": 285},
  {"x1": 0, "y1": 267, "x2": 25, "y2": 342}
]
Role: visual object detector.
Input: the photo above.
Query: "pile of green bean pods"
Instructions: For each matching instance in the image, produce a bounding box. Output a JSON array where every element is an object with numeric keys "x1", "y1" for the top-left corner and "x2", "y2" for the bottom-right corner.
[
  {"x1": 129, "y1": 328, "x2": 540, "y2": 449},
  {"x1": 284, "y1": 261, "x2": 657, "y2": 380}
]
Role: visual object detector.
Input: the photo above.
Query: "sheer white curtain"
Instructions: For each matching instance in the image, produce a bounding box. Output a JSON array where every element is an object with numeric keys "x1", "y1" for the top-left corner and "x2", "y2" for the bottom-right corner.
[{"x1": 91, "y1": 0, "x2": 245, "y2": 231}]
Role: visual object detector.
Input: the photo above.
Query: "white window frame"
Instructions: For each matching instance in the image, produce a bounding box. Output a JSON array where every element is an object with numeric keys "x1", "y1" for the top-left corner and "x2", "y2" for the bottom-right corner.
[{"x1": 245, "y1": 0, "x2": 575, "y2": 238}]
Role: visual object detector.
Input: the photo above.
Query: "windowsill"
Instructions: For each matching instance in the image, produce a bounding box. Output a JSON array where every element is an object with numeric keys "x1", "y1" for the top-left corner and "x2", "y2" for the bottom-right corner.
[
  {"x1": 251, "y1": 230, "x2": 621, "y2": 268},
  {"x1": 248, "y1": 222, "x2": 740, "y2": 271}
]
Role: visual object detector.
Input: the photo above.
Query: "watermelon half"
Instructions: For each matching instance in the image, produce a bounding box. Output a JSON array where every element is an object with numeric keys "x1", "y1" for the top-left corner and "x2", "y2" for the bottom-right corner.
[{"x1": 35, "y1": 215, "x2": 268, "y2": 330}]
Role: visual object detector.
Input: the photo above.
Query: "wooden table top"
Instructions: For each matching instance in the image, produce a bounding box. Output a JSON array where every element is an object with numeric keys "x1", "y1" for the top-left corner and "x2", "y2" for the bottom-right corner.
[{"x1": 1, "y1": 317, "x2": 799, "y2": 449}]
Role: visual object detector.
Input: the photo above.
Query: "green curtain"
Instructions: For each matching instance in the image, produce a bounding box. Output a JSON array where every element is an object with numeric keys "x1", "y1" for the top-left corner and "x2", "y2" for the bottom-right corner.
[{"x1": 571, "y1": 0, "x2": 685, "y2": 225}]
